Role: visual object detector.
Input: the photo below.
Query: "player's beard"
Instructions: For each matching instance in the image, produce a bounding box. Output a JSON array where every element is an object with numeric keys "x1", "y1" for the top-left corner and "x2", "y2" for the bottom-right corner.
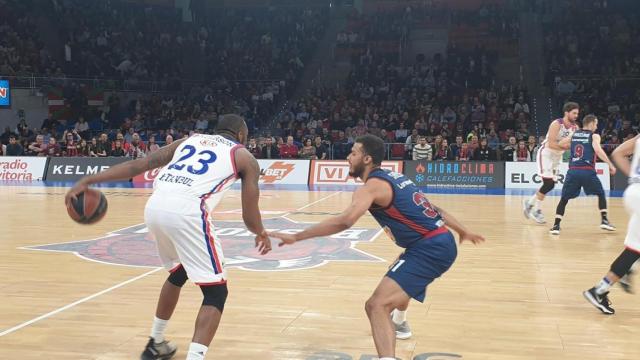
[{"x1": 349, "y1": 161, "x2": 365, "y2": 179}]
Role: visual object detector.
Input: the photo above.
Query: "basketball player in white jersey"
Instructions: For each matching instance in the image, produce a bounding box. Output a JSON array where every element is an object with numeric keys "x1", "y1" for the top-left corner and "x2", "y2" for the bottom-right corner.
[
  {"x1": 523, "y1": 102, "x2": 579, "y2": 223},
  {"x1": 65, "y1": 114, "x2": 272, "y2": 360},
  {"x1": 583, "y1": 135, "x2": 640, "y2": 314}
]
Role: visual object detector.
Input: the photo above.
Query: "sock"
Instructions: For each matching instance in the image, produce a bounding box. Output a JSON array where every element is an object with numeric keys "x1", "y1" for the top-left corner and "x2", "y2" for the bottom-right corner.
[
  {"x1": 392, "y1": 309, "x2": 407, "y2": 325},
  {"x1": 528, "y1": 194, "x2": 537, "y2": 207},
  {"x1": 186, "y1": 343, "x2": 208, "y2": 360},
  {"x1": 601, "y1": 210, "x2": 608, "y2": 221},
  {"x1": 554, "y1": 216, "x2": 562, "y2": 227},
  {"x1": 150, "y1": 316, "x2": 169, "y2": 343},
  {"x1": 595, "y1": 277, "x2": 612, "y2": 295}
]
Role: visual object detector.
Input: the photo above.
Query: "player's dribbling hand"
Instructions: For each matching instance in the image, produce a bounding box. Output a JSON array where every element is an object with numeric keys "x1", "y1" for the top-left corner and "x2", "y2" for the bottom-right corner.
[
  {"x1": 459, "y1": 231, "x2": 485, "y2": 245},
  {"x1": 268, "y1": 232, "x2": 297, "y2": 247},
  {"x1": 254, "y1": 230, "x2": 272, "y2": 255},
  {"x1": 65, "y1": 180, "x2": 89, "y2": 207}
]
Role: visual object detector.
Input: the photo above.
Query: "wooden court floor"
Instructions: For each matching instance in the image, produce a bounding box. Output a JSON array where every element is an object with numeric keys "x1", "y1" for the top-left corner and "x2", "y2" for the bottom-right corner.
[{"x1": 0, "y1": 186, "x2": 638, "y2": 360}]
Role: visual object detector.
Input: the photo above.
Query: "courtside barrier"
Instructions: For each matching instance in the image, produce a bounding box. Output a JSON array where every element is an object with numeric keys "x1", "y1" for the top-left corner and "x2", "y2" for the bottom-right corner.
[
  {"x1": 0, "y1": 156, "x2": 48, "y2": 181},
  {"x1": 309, "y1": 160, "x2": 403, "y2": 186},
  {"x1": 504, "y1": 162, "x2": 611, "y2": 190},
  {"x1": 133, "y1": 159, "x2": 311, "y2": 185},
  {"x1": 404, "y1": 161, "x2": 504, "y2": 189},
  {"x1": 45, "y1": 157, "x2": 129, "y2": 181}
]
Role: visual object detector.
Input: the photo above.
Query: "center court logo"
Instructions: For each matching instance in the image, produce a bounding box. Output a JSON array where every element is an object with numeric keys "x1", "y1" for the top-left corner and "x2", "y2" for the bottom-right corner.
[
  {"x1": 260, "y1": 161, "x2": 295, "y2": 183},
  {"x1": 23, "y1": 217, "x2": 384, "y2": 271}
]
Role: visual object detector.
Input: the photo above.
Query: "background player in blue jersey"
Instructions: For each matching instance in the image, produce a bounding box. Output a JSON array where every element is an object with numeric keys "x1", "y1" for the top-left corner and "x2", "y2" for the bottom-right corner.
[
  {"x1": 269, "y1": 135, "x2": 485, "y2": 360},
  {"x1": 550, "y1": 115, "x2": 617, "y2": 235}
]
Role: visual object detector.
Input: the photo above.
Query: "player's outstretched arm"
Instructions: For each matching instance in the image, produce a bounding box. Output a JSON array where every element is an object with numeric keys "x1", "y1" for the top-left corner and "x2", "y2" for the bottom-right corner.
[
  {"x1": 612, "y1": 135, "x2": 640, "y2": 177},
  {"x1": 270, "y1": 184, "x2": 376, "y2": 247},
  {"x1": 592, "y1": 134, "x2": 616, "y2": 175},
  {"x1": 65, "y1": 139, "x2": 185, "y2": 205},
  {"x1": 433, "y1": 204, "x2": 485, "y2": 245},
  {"x1": 236, "y1": 148, "x2": 271, "y2": 255}
]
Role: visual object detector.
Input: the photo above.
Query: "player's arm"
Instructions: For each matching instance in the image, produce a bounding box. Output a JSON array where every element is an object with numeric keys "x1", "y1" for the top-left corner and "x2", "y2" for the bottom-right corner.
[
  {"x1": 270, "y1": 181, "x2": 379, "y2": 246},
  {"x1": 592, "y1": 134, "x2": 616, "y2": 175},
  {"x1": 545, "y1": 121, "x2": 566, "y2": 151},
  {"x1": 235, "y1": 148, "x2": 271, "y2": 255},
  {"x1": 612, "y1": 135, "x2": 640, "y2": 177},
  {"x1": 432, "y1": 204, "x2": 485, "y2": 245},
  {"x1": 64, "y1": 139, "x2": 185, "y2": 204}
]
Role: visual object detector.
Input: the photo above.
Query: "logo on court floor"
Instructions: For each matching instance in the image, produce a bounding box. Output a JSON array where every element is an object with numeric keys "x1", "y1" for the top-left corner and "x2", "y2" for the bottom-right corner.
[{"x1": 23, "y1": 217, "x2": 385, "y2": 271}]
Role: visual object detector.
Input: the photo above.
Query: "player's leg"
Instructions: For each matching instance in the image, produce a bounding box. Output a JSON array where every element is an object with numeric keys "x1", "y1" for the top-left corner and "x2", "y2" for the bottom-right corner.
[
  {"x1": 550, "y1": 171, "x2": 580, "y2": 235},
  {"x1": 173, "y1": 216, "x2": 228, "y2": 360},
  {"x1": 142, "y1": 209, "x2": 182, "y2": 360},
  {"x1": 187, "y1": 283, "x2": 228, "y2": 360},
  {"x1": 585, "y1": 173, "x2": 616, "y2": 231},
  {"x1": 391, "y1": 301, "x2": 411, "y2": 340},
  {"x1": 365, "y1": 276, "x2": 411, "y2": 358},
  {"x1": 584, "y1": 185, "x2": 640, "y2": 313},
  {"x1": 525, "y1": 149, "x2": 556, "y2": 223},
  {"x1": 583, "y1": 246, "x2": 640, "y2": 314},
  {"x1": 368, "y1": 231, "x2": 457, "y2": 357}
]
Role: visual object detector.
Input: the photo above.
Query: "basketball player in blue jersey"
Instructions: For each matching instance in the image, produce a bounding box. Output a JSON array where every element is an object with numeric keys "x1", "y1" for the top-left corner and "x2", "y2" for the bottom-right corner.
[
  {"x1": 549, "y1": 115, "x2": 617, "y2": 235},
  {"x1": 584, "y1": 134, "x2": 640, "y2": 314},
  {"x1": 66, "y1": 115, "x2": 272, "y2": 360},
  {"x1": 269, "y1": 135, "x2": 485, "y2": 360}
]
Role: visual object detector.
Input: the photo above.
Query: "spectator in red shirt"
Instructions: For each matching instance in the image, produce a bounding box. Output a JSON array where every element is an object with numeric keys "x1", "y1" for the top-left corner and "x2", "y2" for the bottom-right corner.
[
  {"x1": 279, "y1": 136, "x2": 299, "y2": 159},
  {"x1": 28, "y1": 135, "x2": 47, "y2": 156},
  {"x1": 46, "y1": 137, "x2": 61, "y2": 157},
  {"x1": 64, "y1": 131, "x2": 79, "y2": 157}
]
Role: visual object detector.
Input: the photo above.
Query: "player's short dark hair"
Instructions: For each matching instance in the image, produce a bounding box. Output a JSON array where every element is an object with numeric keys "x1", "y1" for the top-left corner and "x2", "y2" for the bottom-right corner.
[
  {"x1": 9, "y1": 134, "x2": 16, "y2": 140},
  {"x1": 215, "y1": 114, "x2": 247, "y2": 136},
  {"x1": 563, "y1": 102, "x2": 579, "y2": 113},
  {"x1": 355, "y1": 134, "x2": 384, "y2": 165},
  {"x1": 583, "y1": 114, "x2": 598, "y2": 127}
]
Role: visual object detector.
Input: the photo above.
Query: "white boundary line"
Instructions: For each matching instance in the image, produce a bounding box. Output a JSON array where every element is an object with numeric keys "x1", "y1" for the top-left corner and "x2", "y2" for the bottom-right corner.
[{"x1": 0, "y1": 267, "x2": 162, "y2": 337}]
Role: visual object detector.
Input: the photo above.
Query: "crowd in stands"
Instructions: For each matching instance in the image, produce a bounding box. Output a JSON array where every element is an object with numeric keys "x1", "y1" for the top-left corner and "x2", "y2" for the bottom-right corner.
[
  {"x1": 0, "y1": 0, "x2": 56, "y2": 76},
  {"x1": 545, "y1": 0, "x2": 640, "y2": 149}
]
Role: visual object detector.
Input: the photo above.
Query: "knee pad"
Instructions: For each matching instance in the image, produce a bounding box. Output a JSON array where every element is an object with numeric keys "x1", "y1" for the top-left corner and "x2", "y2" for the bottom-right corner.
[
  {"x1": 167, "y1": 265, "x2": 188, "y2": 287},
  {"x1": 539, "y1": 178, "x2": 555, "y2": 194},
  {"x1": 200, "y1": 283, "x2": 228, "y2": 312},
  {"x1": 610, "y1": 249, "x2": 640, "y2": 278}
]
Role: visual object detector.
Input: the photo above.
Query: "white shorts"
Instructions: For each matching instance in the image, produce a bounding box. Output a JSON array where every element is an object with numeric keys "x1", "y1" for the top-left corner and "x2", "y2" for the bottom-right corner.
[
  {"x1": 144, "y1": 194, "x2": 226, "y2": 285},
  {"x1": 537, "y1": 146, "x2": 562, "y2": 181},
  {"x1": 624, "y1": 184, "x2": 640, "y2": 253}
]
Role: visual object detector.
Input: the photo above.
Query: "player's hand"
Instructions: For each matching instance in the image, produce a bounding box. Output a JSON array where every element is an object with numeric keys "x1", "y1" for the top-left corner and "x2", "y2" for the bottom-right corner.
[
  {"x1": 459, "y1": 231, "x2": 485, "y2": 245},
  {"x1": 254, "y1": 230, "x2": 272, "y2": 255},
  {"x1": 268, "y1": 231, "x2": 298, "y2": 247},
  {"x1": 558, "y1": 137, "x2": 571, "y2": 150},
  {"x1": 609, "y1": 166, "x2": 617, "y2": 176},
  {"x1": 65, "y1": 180, "x2": 89, "y2": 208}
]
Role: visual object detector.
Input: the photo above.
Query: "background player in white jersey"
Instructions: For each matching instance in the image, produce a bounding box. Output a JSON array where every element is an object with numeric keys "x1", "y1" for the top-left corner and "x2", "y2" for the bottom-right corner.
[
  {"x1": 523, "y1": 102, "x2": 579, "y2": 223},
  {"x1": 65, "y1": 114, "x2": 272, "y2": 360},
  {"x1": 583, "y1": 135, "x2": 640, "y2": 314}
]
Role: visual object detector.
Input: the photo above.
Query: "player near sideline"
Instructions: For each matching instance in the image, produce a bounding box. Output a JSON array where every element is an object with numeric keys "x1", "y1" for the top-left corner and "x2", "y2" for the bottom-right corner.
[
  {"x1": 583, "y1": 135, "x2": 640, "y2": 314},
  {"x1": 524, "y1": 102, "x2": 579, "y2": 223},
  {"x1": 549, "y1": 114, "x2": 617, "y2": 235},
  {"x1": 270, "y1": 135, "x2": 484, "y2": 360},
  {"x1": 65, "y1": 115, "x2": 272, "y2": 360}
]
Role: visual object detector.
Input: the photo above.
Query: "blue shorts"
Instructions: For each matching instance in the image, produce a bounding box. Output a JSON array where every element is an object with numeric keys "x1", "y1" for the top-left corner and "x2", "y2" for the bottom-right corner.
[
  {"x1": 561, "y1": 169, "x2": 604, "y2": 200},
  {"x1": 386, "y1": 231, "x2": 457, "y2": 302}
]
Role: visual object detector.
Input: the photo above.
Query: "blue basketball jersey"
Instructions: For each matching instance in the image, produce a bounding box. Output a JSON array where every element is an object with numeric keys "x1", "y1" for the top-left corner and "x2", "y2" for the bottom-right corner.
[
  {"x1": 367, "y1": 168, "x2": 447, "y2": 248},
  {"x1": 569, "y1": 130, "x2": 596, "y2": 170}
]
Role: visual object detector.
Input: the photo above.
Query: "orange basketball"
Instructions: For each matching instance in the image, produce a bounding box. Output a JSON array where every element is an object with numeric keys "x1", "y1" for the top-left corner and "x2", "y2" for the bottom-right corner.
[{"x1": 67, "y1": 188, "x2": 108, "y2": 224}]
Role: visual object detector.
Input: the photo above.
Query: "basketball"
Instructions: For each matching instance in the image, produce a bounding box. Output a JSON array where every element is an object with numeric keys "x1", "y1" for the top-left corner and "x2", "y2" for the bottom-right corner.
[{"x1": 66, "y1": 189, "x2": 108, "y2": 224}]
